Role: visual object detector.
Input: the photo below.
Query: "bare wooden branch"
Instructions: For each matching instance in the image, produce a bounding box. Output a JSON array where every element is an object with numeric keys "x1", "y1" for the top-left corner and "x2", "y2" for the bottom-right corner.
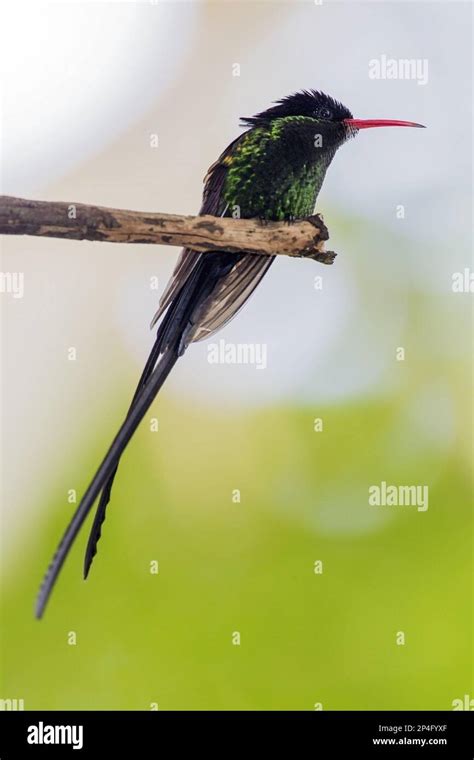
[{"x1": 0, "y1": 195, "x2": 337, "y2": 264}]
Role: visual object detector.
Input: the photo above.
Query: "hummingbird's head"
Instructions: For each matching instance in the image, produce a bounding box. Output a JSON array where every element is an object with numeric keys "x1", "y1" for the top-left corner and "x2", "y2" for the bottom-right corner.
[
  {"x1": 241, "y1": 89, "x2": 425, "y2": 149},
  {"x1": 241, "y1": 90, "x2": 352, "y2": 148}
]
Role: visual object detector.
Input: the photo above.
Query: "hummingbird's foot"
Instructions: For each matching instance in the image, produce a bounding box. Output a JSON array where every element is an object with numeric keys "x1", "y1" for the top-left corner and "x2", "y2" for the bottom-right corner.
[
  {"x1": 305, "y1": 214, "x2": 329, "y2": 241},
  {"x1": 258, "y1": 215, "x2": 269, "y2": 226}
]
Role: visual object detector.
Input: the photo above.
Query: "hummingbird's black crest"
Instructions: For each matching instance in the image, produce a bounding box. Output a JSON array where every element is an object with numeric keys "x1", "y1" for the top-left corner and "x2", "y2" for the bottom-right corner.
[{"x1": 241, "y1": 89, "x2": 353, "y2": 127}]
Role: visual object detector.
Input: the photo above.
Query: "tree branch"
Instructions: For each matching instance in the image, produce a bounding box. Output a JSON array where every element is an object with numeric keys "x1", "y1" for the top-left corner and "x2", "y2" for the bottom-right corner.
[{"x1": 0, "y1": 195, "x2": 337, "y2": 264}]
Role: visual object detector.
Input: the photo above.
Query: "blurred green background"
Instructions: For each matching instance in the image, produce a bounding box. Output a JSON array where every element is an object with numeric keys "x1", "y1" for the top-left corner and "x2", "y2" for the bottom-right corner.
[{"x1": 1, "y1": 0, "x2": 472, "y2": 710}]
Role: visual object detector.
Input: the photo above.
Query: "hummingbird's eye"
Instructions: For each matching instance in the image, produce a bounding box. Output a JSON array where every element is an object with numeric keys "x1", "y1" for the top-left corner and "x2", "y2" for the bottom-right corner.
[{"x1": 315, "y1": 107, "x2": 332, "y2": 119}]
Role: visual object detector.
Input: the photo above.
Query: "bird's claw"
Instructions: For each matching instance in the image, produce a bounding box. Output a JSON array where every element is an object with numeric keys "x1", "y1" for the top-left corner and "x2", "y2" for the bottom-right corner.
[{"x1": 305, "y1": 214, "x2": 329, "y2": 241}]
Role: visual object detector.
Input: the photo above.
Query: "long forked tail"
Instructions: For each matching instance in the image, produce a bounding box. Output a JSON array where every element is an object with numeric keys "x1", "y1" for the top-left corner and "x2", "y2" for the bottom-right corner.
[
  {"x1": 36, "y1": 252, "x2": 235, "y2": 618},
  {"x1": 35, "y1": 347, "x2": 179, "y2": 619},
  {"x1": 82, "y1": 336, "x2": 163, "y2": 580}
]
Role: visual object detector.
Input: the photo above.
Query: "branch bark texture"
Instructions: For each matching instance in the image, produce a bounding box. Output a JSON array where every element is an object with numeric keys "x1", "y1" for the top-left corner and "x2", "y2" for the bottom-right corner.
[{"x1": 0, "y1": 195, "x2": 337, "y2": 264}]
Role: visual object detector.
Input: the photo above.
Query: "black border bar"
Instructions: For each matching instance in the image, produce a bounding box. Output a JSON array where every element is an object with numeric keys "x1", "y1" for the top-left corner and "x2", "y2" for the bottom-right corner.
[{"x1": 0, "y1": 710, "x2": 472, "y2": 756}]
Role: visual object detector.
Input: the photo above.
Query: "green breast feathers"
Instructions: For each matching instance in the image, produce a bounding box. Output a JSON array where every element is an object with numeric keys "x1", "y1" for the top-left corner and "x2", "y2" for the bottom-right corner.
[{"x1": 221, "y1": 117, "x2": 332, "y2": 222}]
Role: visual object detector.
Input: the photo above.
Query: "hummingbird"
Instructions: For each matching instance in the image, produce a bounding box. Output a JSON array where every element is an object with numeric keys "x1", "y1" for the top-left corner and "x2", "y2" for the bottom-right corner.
[{"x1": 36, "y1": 90, "x2": 424, "y2": 617}]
